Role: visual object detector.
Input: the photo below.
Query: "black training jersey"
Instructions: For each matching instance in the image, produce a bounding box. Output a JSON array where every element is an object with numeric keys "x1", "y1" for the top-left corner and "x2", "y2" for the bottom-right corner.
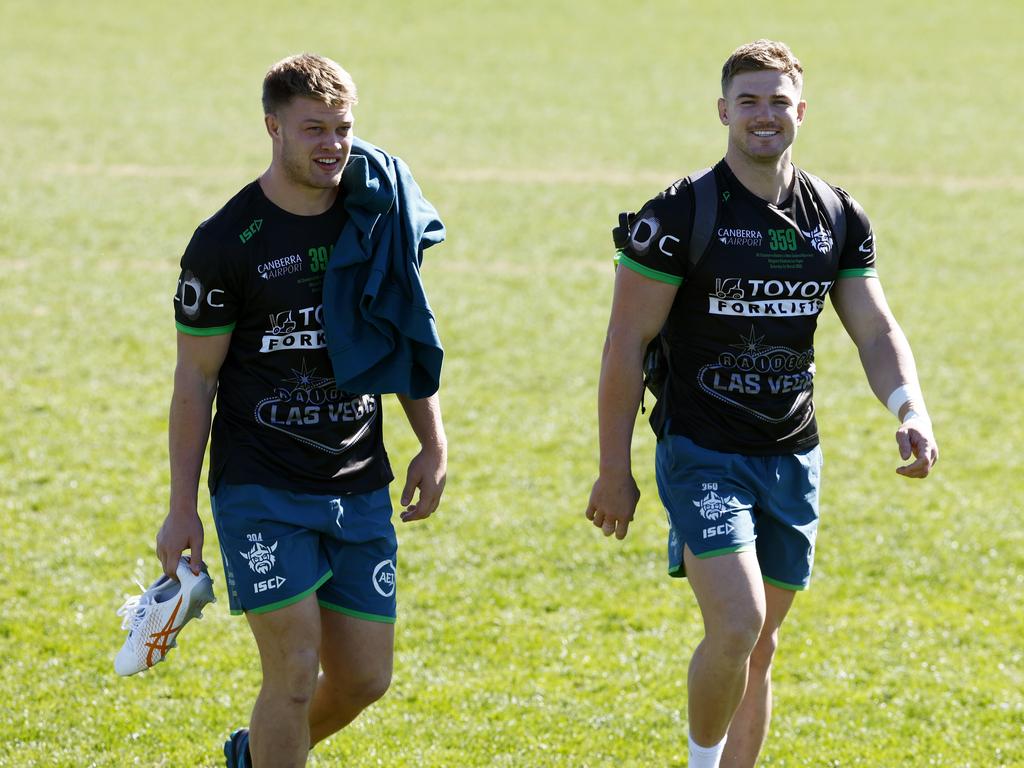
[
  {"x1": 173, "y1": 181, "x2": 393, "y2": 494},
  {"x1": 618, "y1": 160, "x2": 877, "y2": 455}
]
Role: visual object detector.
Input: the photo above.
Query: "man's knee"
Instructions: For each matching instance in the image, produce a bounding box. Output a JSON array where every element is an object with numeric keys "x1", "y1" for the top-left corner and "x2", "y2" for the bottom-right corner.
[
  {"x1": 331, "y1": 664, "x2": 392, "y2": 708},
  {"x1": 708, "y1": 608, "x2": 766, "y2": 664},
  {"x1": 266, "y1": 647, "x2": 320, "y2": 705},
  {"x1": 357, "y1": 666, "x2": 392, "y2": 705},
  {"x1": 748, "y1": 628, "x2": 780, "y2": 674}
]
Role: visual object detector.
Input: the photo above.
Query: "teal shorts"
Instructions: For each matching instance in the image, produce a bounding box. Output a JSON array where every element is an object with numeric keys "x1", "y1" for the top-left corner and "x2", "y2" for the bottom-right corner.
[
  {"x1": 211, "y1": 483, "x2": 397, "y2": 621},
  {"x1": 655, "y1": 433, "x2": 822, "y2": 590}
]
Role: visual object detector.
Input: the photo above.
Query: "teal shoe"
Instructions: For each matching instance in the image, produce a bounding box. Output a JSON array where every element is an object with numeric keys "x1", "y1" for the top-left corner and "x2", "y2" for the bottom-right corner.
[{"x1": 223, "y1": 728, "x2": 251, "y2": 768}]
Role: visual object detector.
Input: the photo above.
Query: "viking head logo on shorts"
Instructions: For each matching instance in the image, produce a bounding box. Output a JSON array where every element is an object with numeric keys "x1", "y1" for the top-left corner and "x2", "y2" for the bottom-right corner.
[
  {"x1": 241, "y1": 541, "x2": 278, "y2": 575},
  {"x1": 694, "y1": 490, "x2": 729, "y2": 521},
  {"x1": 693, "y1": 486, "x2": 744, "y2": 522}
]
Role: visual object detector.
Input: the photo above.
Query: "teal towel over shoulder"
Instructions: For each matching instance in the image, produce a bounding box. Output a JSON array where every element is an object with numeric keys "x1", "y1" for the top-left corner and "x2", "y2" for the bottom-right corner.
[{"x1": 323, "y1": 137, "x2": 446, "y2": 398}]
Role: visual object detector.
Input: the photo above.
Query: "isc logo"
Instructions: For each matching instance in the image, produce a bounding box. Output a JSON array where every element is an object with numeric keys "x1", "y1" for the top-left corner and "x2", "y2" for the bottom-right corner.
[
  {"x1": 702, "y1": 523, "x2": 735, "y2": 539},
  {"x1": 253, "y1": 575, "x2": 286, "y2": 593},
  {"x1": 239, "y1": 218, "x2": 263, "y2": 243}
]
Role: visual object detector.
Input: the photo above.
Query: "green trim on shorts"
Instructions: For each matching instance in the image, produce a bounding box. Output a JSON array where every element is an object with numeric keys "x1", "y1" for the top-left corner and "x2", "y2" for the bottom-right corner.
[
  {"x1": 667, "y1": 543, "x2": 756, "y2": 577},
  {"x1": 318, "y1": 601, "x2": 397, "y2": 624},
  {"x1": 176, "y1": 321, "x2": 236, "y2": 336},
  {"x1": 836, "y1": 268, "x2": 878, "y2": 279},
  {"x1": 233, "y1": 570, "x2": 333, "y2": 616},
  {"x1": 696, "y1": 543, "x2": 756, "y2": 559},
  {"x1": 617, "y1": 254, "x2": 683, "y2": 286},
  {"x1": 763, "y1": 575, "x2": 807, "y2": 592}
]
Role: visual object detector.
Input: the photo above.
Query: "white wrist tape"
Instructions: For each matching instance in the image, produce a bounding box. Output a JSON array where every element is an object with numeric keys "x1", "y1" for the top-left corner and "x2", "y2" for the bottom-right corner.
[
  {"x1": 901, "y1": 408, "x2": 929, "y2": 424},
  {"x1": 886, "y1": 385, "x2": 921, "y2": 418}
]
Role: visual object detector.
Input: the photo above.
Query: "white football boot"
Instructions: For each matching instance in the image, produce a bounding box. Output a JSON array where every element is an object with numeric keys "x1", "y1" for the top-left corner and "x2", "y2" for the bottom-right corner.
[{"x1": 115, "y1": 556, "x2": 216, "y2": 676}]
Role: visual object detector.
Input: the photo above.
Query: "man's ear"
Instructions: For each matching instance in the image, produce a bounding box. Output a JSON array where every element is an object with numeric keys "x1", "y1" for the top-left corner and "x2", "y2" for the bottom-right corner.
[
  {"x1": 264, "y1": 113, "x2": 280, "y2": 139},
  {"x1": 718, "y1": 97, "x2": 729, "y2": 126}
]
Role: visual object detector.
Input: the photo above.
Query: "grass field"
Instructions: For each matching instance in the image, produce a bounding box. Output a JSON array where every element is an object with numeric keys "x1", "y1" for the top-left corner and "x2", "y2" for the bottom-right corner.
[{"x1": 1, "y1": 1, "x2": 1023, "y2": 766}]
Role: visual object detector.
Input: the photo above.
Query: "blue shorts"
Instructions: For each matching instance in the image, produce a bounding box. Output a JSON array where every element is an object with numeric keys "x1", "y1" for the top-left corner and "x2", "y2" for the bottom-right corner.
[
  {"x1": 211, "y1": 483, "x2": 397, "y2": 621},
  {"x1": 655, "y1": 433, "x2": 822, "y2": 590}
]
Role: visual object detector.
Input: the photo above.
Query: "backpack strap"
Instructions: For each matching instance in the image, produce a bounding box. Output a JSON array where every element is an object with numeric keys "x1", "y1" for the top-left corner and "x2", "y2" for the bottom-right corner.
[
  {"x1": 645, "y1": 167, "x2": 717, "y2": 427},
  {"x1": 686, "y1": 167, "x2": 717, "y2": 274},
  {"x1": 801, "y1": 170, "x2": 847, "y2": 255}
]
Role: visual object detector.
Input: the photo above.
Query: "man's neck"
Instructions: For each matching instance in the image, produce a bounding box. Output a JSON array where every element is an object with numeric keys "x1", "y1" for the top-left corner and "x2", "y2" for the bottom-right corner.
[
  {"x1": 258, "y1": 166, "x2": 338, "y2": 216},
  {"x1": 723, "y1": 149, "x2": 795, "y2": 205}
]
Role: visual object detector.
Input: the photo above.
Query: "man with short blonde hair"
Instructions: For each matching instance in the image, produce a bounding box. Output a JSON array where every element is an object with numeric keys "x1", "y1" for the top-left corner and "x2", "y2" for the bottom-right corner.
[
  {"x1": 158, "y1": 53, "x2": 447, "y2": 767},
  {"x1": 262, "y1": 53, "x2": 358, "y2": 114}
]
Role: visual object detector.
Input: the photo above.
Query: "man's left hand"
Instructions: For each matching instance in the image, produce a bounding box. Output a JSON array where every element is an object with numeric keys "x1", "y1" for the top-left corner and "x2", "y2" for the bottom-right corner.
[
  {"x1": 895, "y1": 415, "x2": 938, "y2": 478},
  {"x1": 400, "y1": 444, "x2": 447, "y2": 522}
]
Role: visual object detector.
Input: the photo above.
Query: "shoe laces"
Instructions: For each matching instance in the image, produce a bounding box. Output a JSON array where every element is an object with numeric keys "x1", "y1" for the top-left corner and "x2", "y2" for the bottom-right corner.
[{"x1": 116, "y1": 584, "x2": 153, "y2": 633}]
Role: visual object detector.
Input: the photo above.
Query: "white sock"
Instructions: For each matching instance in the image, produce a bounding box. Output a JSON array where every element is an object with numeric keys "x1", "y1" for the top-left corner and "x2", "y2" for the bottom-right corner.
[{"x1": 688, "y1": 732, "x2": 727, "y2": 768}]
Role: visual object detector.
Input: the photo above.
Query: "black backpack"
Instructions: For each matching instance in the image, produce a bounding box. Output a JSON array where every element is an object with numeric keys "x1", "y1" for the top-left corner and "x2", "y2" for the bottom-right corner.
[{"x1": 613, "y1": 167, "x2": 847, "y2": 414}]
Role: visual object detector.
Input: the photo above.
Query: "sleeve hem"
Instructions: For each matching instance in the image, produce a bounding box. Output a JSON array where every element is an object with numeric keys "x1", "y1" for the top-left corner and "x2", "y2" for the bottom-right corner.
[
  {"x1": 837, "y1": 268, "x2": 878, "y2": 279},
  {"x1": 175, "y1": 321, "x2": 236, "y2": 336},
  {"x1": 617, "y1": 254, "x2": 684, "y2": 286}
]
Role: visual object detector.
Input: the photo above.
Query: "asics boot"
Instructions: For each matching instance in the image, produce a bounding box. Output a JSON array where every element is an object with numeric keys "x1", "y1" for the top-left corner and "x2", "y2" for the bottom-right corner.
[{"x1": 115, "y1": 556, "x2": 215, "y2": 676}]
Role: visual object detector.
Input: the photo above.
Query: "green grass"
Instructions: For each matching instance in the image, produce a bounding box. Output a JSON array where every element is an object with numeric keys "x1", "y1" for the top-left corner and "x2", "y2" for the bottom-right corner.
[{"x1": 1, "y1": 0, "x2": 1022, "y2": 765}]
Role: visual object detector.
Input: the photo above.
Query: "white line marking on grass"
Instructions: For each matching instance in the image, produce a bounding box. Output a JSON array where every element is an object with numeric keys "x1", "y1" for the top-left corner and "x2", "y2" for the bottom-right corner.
[{"x1": 53, "y1": 164, "x2": 1024, "y2": 191}]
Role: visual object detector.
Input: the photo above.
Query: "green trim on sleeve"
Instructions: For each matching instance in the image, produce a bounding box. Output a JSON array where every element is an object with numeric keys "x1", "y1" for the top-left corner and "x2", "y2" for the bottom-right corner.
[
  {"x1": 176, "y1": 321, "x2": 236, "y2": 336},
  {"x1": 617, "y1": 254, "x2": 684, "y2": 286},
  {"x1": 836, "y1": 267, "x2": 878, "y2": 279},
  {"x1": 318, "y1": 601, "x2": 397, "y2": 624}
]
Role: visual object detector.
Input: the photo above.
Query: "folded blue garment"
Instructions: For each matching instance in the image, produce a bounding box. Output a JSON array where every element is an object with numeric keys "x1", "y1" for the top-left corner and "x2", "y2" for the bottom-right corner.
[{"x1": 323, "y1": 137, "x2": 445, "y2": 399}]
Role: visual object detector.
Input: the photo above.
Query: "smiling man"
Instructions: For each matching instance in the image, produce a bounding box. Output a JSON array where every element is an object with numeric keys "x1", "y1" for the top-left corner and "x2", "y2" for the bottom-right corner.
[
  {"x1": 156, "y1": 54, "x2": 447, "y2": 768},
  {"x1": 586, "y1": 40, "x2": 937, "y2": 767}
]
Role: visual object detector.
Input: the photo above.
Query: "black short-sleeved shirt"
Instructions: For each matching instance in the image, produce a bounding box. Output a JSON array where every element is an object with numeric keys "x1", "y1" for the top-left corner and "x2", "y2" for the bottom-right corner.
[
  {"x1": 618, "y1": 160, "x2": 877, "y2": 455},
  {"x1": 173, "y1": 181, "x2": 393, "y2": 494}
]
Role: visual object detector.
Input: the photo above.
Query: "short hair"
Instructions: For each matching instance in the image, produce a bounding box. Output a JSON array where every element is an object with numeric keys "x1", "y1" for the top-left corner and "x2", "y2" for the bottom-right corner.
[
  {"x1": 262, "y1": 53, "x2": 358, "y2": 114},
  {"x1": 721, "y1": 40, "x2": 803, "y2": 96}
]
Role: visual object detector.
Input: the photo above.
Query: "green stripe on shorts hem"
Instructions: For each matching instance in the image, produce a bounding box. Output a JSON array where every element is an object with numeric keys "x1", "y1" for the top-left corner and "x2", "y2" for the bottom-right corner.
[
  {"x1": 668, "y1": 544, "x2": 756, "y2": 576},
  {"x1": 176, "y1": 321, "x2": 236, "y2": 336},
  {"x1": 244, "y1": 570, "x2": 333, "y2": 615},
  {"x1": 318, "y1": 601, "x2": 396, "y2": 624},
  {"x1": 763, "y1": 575, "x2": 808, "y2": 592},
  {"x1": 836, "y1": 268, "x2": 878, "y2": 279},
  {"x1": 617, "y1": 254, "x2": 683, "y2": 286},
  {"x1": 695, "y1": 544, "x2": 756, "y2": 559}
]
